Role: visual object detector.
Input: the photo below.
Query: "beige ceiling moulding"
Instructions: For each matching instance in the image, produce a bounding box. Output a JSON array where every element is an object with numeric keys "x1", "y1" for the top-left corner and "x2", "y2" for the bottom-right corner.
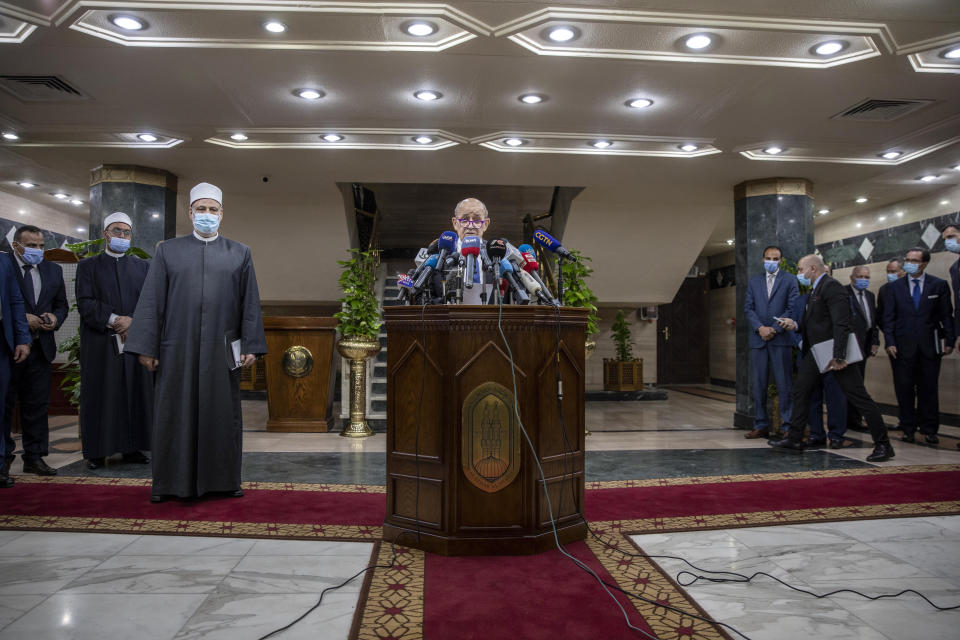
[
  {"x1": 61, "y1": 1, "x2": 492, "y2": 51},
  {"x1": 90, "y1": 164, "x2": 177, "y2": 190},
  {"x1": 3, "y1": 130, "x2": 185, "y2": 148},
  {"x1": 494, "y1": 8, "x2": 893, "y2": 68},
  {"x1": 205, "y1": 128, "x2": 467, "y2": 150},
  {"x1": 0, "y1": 0, "x2": 60, "y2": 26},
  {"x1": 734, "y1": 178, "x2": 813, "y2": 200},
  {"x1": 0, "y1": 18, "x2": 37, "y2": 43},
  {"x1": 471, "y1": 132, "x2": 721, "y2": 158}
]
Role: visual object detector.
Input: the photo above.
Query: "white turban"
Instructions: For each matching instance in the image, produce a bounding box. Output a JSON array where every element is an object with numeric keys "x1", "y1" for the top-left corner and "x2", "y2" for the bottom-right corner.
[
  {"x1": 102, "y1": 211, "x2": 133, "y2": 230},
  {"x1": 189, "y1": 182, "x2": 222, "y2": 206}
]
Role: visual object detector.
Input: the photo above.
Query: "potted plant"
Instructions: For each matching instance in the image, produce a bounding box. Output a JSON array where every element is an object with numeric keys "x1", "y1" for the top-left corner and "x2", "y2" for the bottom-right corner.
[
  {"x1": 333, "y1": 248, "x2": 382, "y2": 437},
  {"x1": 603, "y1": 309, "x2": 643, "y2": 391},
  {"x1": 560, "y1": 249, "x2": 600, "y2": 359}
]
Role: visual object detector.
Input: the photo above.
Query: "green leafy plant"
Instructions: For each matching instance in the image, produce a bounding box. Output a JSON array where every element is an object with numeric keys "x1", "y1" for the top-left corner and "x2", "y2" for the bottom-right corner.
[
  {"x1": 610, "y1": 309, "x2": 635, "y2": 361},
  {"x1": 57, "y1": 238, "x2": 153, "y2": 407},
  {"x1": 560, "y1": 249, "x2": 599, "y2": 337},
  {"x1": 778, "y1": 257, "x2": 811, "y2": 295},
  {"x1": 333, "y1": 248, "x2": 382, "y2": 339}
]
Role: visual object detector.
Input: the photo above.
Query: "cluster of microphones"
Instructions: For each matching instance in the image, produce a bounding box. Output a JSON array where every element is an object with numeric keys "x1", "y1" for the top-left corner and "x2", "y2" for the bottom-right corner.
[{"x1": 396, "y1": 228, "x2": 576, "y2": 306}]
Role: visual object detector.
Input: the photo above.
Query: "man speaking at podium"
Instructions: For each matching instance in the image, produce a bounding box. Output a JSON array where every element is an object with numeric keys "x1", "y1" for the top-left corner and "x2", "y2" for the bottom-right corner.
[{"x1": 451, "y1": 198, "x2": 491, "y2": 305}]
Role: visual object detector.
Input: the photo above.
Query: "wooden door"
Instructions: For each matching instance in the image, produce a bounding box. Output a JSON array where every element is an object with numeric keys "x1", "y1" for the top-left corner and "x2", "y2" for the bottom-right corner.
[{"x1": 657, "y1": 276, "x2": 709, "y2": 384}]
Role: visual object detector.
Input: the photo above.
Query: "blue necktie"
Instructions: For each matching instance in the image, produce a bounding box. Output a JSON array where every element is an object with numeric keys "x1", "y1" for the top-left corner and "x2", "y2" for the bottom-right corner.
[
  {"x1": 22, "y1": 265, "x2": 36, "y2": 307},
  {"x1": 912, "y1": 279, "x2": 921, "y2": 310}
]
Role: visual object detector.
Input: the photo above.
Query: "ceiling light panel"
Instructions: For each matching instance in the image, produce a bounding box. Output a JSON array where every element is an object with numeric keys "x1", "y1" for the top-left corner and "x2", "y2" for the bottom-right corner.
[
  {"x1": 0, "y1": 130, "x2": 185, "y2": 148},
  {"x1": 473, "y1": 132, "x2": 721, "y2": 157},
  {"x1": 68, "y1": 5, "x2": 492, "y2": 51},
  {"x1": 205, "y1": 128, "x2": 467, "y2": 151},
  {"x1": 737, "y1": 131, "x2": 960, "y2": 165},
  {"x1": 496, "y1": 9, "x2": 888, "y2": 68}
]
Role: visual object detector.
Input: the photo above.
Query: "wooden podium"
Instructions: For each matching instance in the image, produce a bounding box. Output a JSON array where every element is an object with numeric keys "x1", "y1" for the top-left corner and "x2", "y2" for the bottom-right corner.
[
  {"x1": 263, "y1": 316, "x2": 338, "y2": 432},
  {"x1": 382, "y1": 305, "x2": 588, "y2": 556}
]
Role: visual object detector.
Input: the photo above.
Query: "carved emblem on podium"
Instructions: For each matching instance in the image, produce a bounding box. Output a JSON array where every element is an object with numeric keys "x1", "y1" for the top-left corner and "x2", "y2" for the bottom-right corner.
[
  {"x1": 461, "y1": 382, "x2": 520, "y2": 493},
  {"x1": 282, "y1": 345, "x2": 314, "y2": 378}
]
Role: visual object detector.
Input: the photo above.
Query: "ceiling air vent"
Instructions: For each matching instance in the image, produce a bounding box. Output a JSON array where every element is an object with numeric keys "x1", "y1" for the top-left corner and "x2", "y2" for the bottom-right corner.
[
  {"x1": 831, "y1": 98, "x2": 933, "y2": 122},
  {"x1": 0, "y1": 75, "x2": 90, "y2": 102}
]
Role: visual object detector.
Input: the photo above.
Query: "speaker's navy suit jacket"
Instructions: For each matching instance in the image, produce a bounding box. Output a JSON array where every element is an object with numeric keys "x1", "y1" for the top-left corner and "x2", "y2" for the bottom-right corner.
[
  {"x1": 744, "y1": 270, "x2": 799, "y2": 349},
  {"x1": 0, "y1": 254, "x2": 31, "y2": 352}
]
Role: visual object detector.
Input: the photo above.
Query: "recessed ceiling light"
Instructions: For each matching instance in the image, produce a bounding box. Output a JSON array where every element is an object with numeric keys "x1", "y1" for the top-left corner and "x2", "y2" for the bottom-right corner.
[
  {"x1": 679, "y1": 144, "x2": 699, "y2": 152},
  {"x1": 546, "y1": 26, "x2": 577, "y2": 42},
  {"x1": 626, "y1": 98, "x2": 653, "y2": 109},
  {"x1": 413, "y1": 135, "x2": 434, "y2": 144},
  {"x1": 70, "y1": 199, "x2": 83, "y2": 206},
  {"x1": 818, "y1": 209, "x2": 830, "y2": 215},
  {"x1": 855, "y1": 197, "x2": 868, "y2": 203},
  {"x1": 952, "y1": 164, "x2": 960, "y2": 171},
  {"x1": 414, "y1": 90, "x2": 441, "y2": 102},
  {"x1": 263, "y1": 21, "x2": 286, "y2": 33},
  {"x1": 856, "y1": 222, "x2": 863, "y2": 228},
  {"x1": 519, "y1": 94, "x2": 545, "y2": 104},
  {"x1": 295, "y1": 88, "x2": 323, "y2": 100},
  {"x1": 941, "y1": 200, "x2": 950, "y2": 206},
  {"x1": 2, "y1": 132, "x2": 19, "y2": 141},
  {"x1": 919, "y1": 175, "x2": 938, "y2": 182},
  {"x1": 17, "y1": 181, "x2": 35, "y2": 189},
  {"x1": 684, "y1": 34, "x2": 712, "y2": 50},
  {"x1": 896, "y1": 211, "x2": 904, "y2": 217},
  {"x1": 814, "y1": 41, "x2": 845, "y2": 56},
  {"x1": 137, "y1": 133, "x2": 158, "y2": 142},
  {"x1": 18, "y1": 209, "x2": 25, "y2": 214},
  {"x1": 76, "y1": 227, "x2": 85, "y2": 233},
  {"x1": 881, "y1": 151, "x2": 902, "y2": 160},
  {"x1": 53, "y1": 193, "x2": 69, "y2": 199},
  {"x1": 878, "y1": 215, "x2": 886, "y2": 222},
  {"x1": 504, "y1": 138, "x2": 525, "y2": 147},
  {"x1": 321, "y1": 134, "x2": 343, "y2": 142},
  {"x1": 725, "y1": 239, "x2": 734, "y2": 245},
  {"x1": 942, "y1": 46, "x2": 960, "y2": 59},
  {"x1": 591, "y1": 140, "x2": 612, "y2": 149},
  {"x1": 404, "y1": 21, "x2": 437, "y2": 37},
  {"x1": 763, "y1": 146, "x2": 783, "y2": 155},
  {"x1": 230, "y1": 133, "x2": 248, "y2": 141},
  {"x1": 111, "y1": 15, "x2": 144, "y2": 31}
]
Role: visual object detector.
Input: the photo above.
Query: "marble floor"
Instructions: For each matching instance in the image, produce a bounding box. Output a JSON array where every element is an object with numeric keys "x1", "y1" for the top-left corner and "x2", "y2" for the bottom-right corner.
[{"x1": 3, "y1": 392, "x2": 958, "y2": 639}]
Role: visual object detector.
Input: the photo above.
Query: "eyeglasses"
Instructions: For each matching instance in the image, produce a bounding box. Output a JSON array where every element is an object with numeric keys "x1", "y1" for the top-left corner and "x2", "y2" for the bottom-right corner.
[
  {"x1": 107, "y1": 228, "x2": 132, "y2": 237},
  {"x1": 456, "y1": 218, "x2": 487, "y2": 227}
]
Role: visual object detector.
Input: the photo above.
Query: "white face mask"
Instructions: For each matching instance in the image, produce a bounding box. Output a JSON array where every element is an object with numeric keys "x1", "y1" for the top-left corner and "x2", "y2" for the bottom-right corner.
[{"x1": 193, "y1": 212, "x2": 220, "y2": 234}]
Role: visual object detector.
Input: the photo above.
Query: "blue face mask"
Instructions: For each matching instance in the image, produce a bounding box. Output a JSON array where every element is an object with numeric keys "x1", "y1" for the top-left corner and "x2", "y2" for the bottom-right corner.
[
  {"x1": 21, "y1": 246, "x2": 43, "y2": 265},
  {"x1": 887, "y1": 273, "x2": 899, "y2": 283},
  {"x1": 903, "y1": 262, "x2": 920, "y2": 275},
  {"x1": 108, "y1": 237, "x2": 130, "y2": 253},
  {"x1": 854, "y1": 278, "x2": 870, "y2": 290},
  {"x1": 796, "y1": 272, "x2": 811, "y2": 287},
  {"x1": 193, "y1": 212, "x2": 220, "y2": 235},
  {"x1": 763, "y1": 260, "x2": 779, "y2": 274},
  {"x1": 946, "y1": 238, "x2": 960, "y2": 254}
]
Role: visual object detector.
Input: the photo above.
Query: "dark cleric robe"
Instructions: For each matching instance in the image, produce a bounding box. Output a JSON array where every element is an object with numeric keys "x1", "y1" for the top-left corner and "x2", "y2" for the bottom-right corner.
[
  {"x1": 76, "y1": 251, "x2": 153, "y2": 459},
  {"x1": 125, "y1": 234, "x2": 267, "y2": 497}
]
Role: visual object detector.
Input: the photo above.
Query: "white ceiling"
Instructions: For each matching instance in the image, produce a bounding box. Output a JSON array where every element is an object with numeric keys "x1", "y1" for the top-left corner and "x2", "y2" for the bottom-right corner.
[{"x1": 0, "y1": 0, "x2": 958, "y2": 264}]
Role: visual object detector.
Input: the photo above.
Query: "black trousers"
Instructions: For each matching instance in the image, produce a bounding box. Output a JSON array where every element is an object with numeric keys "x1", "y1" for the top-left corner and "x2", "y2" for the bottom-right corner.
[
  {"x1": 3, "y1": 342, "x2": 51, "y2": 462},
  {"x1": 846, "y1": 359, "x2": 867, "y2": 428},
  {"x1": 784, "y1": 350, "x2": 889, "y2": 445},
  {"x1": 891, "y1": 350, "x2": 942, "y2": 436}
]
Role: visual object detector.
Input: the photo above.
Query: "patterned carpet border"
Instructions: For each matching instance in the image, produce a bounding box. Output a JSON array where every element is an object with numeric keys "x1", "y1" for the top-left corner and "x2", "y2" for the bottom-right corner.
[{"x1": 11, "y1": 476, "x2": 386, "y2": 493}]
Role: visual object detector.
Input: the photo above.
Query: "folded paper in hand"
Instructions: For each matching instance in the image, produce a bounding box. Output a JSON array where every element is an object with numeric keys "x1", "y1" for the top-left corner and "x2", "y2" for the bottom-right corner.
[{"x1": 811, "y1": 333, "x2": 863, "y2": 373}]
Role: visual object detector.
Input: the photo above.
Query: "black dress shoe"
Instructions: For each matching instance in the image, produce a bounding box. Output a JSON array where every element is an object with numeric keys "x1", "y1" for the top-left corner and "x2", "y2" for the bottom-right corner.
[
  {"x1": 924, "y1": 434, "x2": 940, "y2": 445},
  {"x1": 900, "y1": 433, "x2": 915, "y2": 443},
  {"x1": 768, "y1": 438, "x2": 804, "y2": 452},
  {"x1": 150, "y1": 494, "x2": 166, "y2": 503},
  {"x1": 86, "y1": 458, "x2": 105, "y2": 470},
  {"x1": 122, "y1": 451, "x2": 150, "y2": 464},
  {"x1": 21, "y1": 459, "x2": 57, "y2": 476},
  {"x1": 0, "y1": 468, "x2": 13, "y2": 488},
  {"x1": 230, "y1": 489, "x2": 244, "y2": 498},
  {"x1": 866, "y1": 442, "x2": 895, "y2": 462},
  {"x1": 806, "y1": 439, "x2": 826, "y2": 449},
  {"x1": 744, "y1": 429, "x2": 769, "y2": 439}
]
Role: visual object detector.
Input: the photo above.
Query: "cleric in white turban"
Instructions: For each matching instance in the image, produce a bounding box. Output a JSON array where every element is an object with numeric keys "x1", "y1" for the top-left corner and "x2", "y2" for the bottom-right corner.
[
  {"x1": 75, "y1": 210, "x2": 152, "y2": 469},
  {"x1": 125, "y1": 182, "x2": 267, "y2": 502}
]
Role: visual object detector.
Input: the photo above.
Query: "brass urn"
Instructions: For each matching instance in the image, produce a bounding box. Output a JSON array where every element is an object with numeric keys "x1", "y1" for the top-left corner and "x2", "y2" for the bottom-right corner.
[{"x1": 336, "y1": 335, "x2": 382, "y2": 438}]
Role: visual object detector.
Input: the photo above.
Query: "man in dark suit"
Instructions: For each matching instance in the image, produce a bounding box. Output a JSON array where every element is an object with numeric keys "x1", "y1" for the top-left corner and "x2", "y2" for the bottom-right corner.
[
  {"x1": 876, "y1": 258, "x2": 905, "y2": 431},
  {"x1": 844, "y1": 265, "x2": 880, "y2": 432},
  {"x1": 770, "y1": 254, "x2": 893, "y2": 462},
  {"x1": 2, "y1": 226, "x2": 69, "y2": 476},
  {"x1": 0, "y1": 254, "x2": 32, "y2": 487},
  {"x1": 882, "y1": 247, "x2": 955, "y2": 445},
  {"x1": 943, "y1": 223, "x2": 960, "y2": 451},
  {"x1": 743, "y1": 246, "x2": 799, "y2": 439}
]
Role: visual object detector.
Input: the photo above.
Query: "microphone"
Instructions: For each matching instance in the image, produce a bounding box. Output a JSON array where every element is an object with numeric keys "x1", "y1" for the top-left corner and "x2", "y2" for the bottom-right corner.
[
  {"x1": 437, "y1": 231, "x2": 457, "y2": 266},
  {"x1": 486, "y1": 238, "x2": 507, "y2": 262},
  {"x1": 395, "y1": 272, "x2": 415, "y2": 302},
  {"x1": 517, "y1": 244, "x2": 557, "y2": 304},
  {"x1": 533, "y1": 228, "x2": 575, "y2": 261},
  {"x1": 462, "y1": 236, "x2": 482, "y2": 289},
  {"x1": 411, "y1": 239, "x2": 440, "y2": 280},
  {"x1": 518, "y1": 269, "x2": 557, "y2": 307},
  {"x1": 499, "y1": 259, "x2": 530, "y2": 304},
  {"x1": 411, "y1": 254, "x2": 440, "y2": 296}
]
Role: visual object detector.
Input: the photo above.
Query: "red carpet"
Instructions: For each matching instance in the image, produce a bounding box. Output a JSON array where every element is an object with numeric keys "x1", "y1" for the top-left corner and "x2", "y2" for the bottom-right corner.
[{"x1": 3, "y1": 467, "x2": 959, "y2": 640}]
